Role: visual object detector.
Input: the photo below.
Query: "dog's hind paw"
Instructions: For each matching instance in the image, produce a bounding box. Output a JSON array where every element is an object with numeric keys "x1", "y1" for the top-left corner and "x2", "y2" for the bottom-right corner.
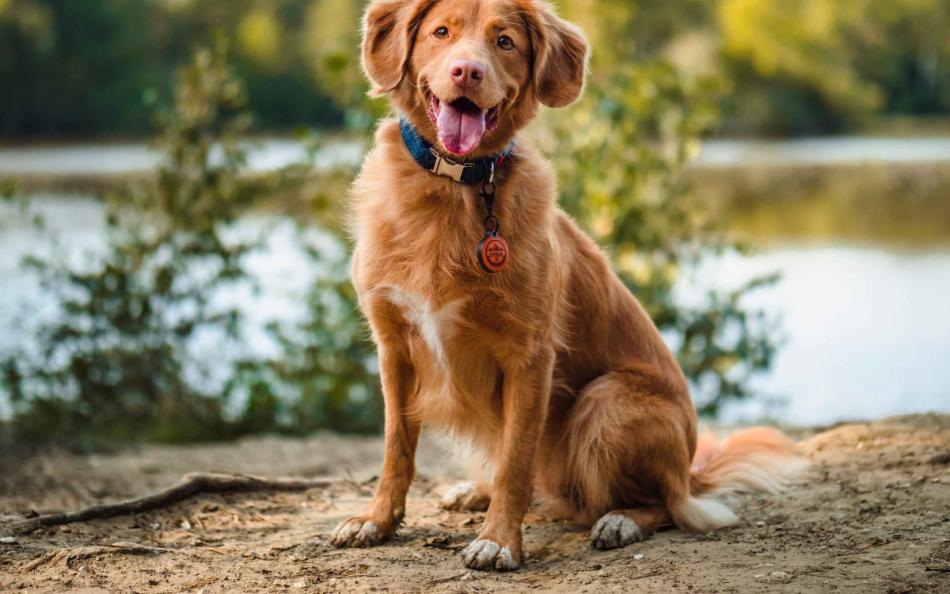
[
  {"x1": 461, "y1": 538, "x2": 521, "y2": 571},
  {"x1": 590, "y1": 512, "x2": 644, "y2": 550},
  {"x1": 331, "y1": 516, "x2": 388, "y2": 548},
  {"x1": 440, "y1": 481, "x2": 491, "y2": 512}
]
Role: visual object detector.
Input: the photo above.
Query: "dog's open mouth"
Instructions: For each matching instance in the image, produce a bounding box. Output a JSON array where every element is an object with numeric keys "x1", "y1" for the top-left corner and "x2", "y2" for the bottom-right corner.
[{"x1": 427, "y1": 94, "x2": 502, "y2": 156}]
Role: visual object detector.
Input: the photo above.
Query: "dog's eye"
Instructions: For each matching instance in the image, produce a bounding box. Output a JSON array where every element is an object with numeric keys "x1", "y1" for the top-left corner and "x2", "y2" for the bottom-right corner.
[
  {"x1": 497, "y1": 35, "x2": 515, "y2": 50},
  {"x1": 433, "y1": 26, "x2": 449, "y2": 39}
]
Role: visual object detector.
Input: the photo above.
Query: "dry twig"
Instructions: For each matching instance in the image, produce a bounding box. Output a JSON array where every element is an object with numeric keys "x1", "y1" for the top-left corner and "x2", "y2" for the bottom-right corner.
[
  {"x1": 22, "y1": 541, "x2": 177, "y2": 571},
  {"x1": 10, "y1": 472, "x2": 335, "y2": 536}
]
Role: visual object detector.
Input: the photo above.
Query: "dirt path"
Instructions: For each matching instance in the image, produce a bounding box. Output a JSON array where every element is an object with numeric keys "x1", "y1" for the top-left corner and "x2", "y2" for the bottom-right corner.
[{"x1": 2, "y1": 415, "x2": 948, "y2": 593}]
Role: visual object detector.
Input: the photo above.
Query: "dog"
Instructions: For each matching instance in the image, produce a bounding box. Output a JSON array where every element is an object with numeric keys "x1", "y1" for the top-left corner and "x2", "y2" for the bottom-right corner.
[{"x1": 332, "y1": 0, "x2": 803, "y2": 571}]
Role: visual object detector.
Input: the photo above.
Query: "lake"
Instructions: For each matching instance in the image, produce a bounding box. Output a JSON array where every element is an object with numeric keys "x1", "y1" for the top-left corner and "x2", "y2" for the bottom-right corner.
[
  {"x1": 1, "y1": 138, "x2": 949, "y2": 426},
  {"x1": 2, "y1": 136, "x2": 949, "y2": 177}
]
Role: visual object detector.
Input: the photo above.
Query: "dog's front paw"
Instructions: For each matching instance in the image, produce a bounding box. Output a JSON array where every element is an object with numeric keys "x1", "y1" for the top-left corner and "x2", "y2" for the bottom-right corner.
[
  {"x1": 331, "y1": 516, "x2": 393, "y2": 548},
  {"x1": 461, "y1": 537, "x2": 521, "y2": 571},
  {"x1": 590, "y1": 511, "x2": 643, "y2": 550},
  {"x1": 440, "y1": 481, "x2": 491, "y2": 512}
]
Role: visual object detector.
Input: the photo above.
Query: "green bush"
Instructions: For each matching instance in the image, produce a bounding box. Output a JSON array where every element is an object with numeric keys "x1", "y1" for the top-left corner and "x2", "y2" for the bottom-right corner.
[
  {"x1": 2, "y1": 50, "x2": 779, "y2": 443},
  {"x1": 1, "y1": 44, "x2": 377, "y2": 443}
]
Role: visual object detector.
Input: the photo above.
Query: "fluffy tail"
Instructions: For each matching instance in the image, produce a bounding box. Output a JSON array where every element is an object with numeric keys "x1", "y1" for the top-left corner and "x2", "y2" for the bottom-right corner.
[{"x1": 670, "y1": 427, "x2": 808, "y2": 532}]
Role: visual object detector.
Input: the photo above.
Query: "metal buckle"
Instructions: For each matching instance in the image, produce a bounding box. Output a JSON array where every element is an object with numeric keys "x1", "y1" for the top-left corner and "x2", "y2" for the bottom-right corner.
[{"x1": 430, "y1": 149, "x2": 469, "y2": 182}]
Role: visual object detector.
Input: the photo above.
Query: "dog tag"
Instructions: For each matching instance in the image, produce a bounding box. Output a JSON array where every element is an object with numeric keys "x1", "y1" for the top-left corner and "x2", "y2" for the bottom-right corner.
[{"x1": 477, "y1": 233, "x2": 509, "y2": 273}]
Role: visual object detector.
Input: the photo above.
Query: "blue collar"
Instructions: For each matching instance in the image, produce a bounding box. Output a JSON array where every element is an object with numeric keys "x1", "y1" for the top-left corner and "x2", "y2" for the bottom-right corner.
[{"x1": 399, "y1": 118, "x2": 514, "y2": 185}]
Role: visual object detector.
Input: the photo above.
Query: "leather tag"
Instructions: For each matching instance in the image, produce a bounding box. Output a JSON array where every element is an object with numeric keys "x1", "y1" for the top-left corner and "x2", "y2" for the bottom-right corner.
[{"x1": 477, "y1": 235, "x2": 510, "y2": 273}]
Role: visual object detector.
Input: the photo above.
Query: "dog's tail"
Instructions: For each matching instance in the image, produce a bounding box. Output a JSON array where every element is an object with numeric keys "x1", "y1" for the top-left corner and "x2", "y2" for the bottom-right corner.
[{"x1": 669, "y1": 427, "x2": 807, "y2": 532}]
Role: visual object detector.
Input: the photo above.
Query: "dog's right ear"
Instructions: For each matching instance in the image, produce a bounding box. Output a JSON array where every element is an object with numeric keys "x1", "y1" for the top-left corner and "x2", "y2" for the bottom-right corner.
[{"x1": 361, "y1": 0, "x2": 436, "y2": 95}]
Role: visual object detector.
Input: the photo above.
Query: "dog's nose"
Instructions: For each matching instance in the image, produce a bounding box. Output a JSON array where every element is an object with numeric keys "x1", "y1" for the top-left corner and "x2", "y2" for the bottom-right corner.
[{"x1": 450, "y1": 60, "x2": 485, "y2": 88}]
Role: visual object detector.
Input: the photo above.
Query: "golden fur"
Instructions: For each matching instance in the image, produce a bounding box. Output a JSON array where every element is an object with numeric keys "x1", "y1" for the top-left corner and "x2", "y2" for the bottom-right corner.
[{"x1": 332, "y1": 0, "x2": 803, "y2": 571}]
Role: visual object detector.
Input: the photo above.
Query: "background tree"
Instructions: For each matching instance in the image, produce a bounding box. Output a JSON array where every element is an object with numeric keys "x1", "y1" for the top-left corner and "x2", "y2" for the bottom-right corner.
[
  {"x1": 717, "y1": 0, "x2": 950, "y2": 133},
  {"x1": 2, "y1": 0, "x2": 948, "y2": 138}
]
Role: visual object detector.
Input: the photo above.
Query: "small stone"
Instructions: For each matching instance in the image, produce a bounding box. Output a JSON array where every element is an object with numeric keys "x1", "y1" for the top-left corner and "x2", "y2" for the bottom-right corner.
[
  {"x1": 459, "y1": 572, "x2": 473, "y2": 581},
  {"x1": 0, "y1": 536, "x2": 16, "y2": 544},
  {"x1": 767, "y1": 571, "x2": 793, "y2": 583},
  {"x1": 633, "y1": 553, "x2": 644, "y2": 560},
  {"x1": 292, "y1": 580, "x2": 307, "y2": 589},
  {"x1": 928, "y1": 452, "x2": 950, "y2": 465},
  {"x1": 179, "y1": 519, "x2": 192, "y2": 530}
]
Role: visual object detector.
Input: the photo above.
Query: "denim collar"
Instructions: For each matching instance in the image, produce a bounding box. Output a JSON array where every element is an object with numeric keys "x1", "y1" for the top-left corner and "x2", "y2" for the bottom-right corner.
[{"x1": 399, "y1": 118, "x2": 514, "y2": 185}]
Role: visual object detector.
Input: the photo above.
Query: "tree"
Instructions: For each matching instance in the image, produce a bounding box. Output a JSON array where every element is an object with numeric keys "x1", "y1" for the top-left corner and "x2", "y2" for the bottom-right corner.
[
  {"x1": 4, "y1": 44, "x2": 283, "y2": 442},
  {"x1": 718, "y1": 0, "x2": 950, "y2": 133}
]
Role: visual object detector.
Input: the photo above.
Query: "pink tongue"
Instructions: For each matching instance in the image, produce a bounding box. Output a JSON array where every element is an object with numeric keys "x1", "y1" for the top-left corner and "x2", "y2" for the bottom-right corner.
[{"x1": 436, "y1": 102, "x2": 486, "y2": 155}]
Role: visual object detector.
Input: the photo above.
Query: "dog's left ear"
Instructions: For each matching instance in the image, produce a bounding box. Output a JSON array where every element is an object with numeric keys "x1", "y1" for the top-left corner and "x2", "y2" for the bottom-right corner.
[
  {"x1": 523, "y1": 2, "x2": 590, "y2": 108},
  {"x1": 361, "y1": 0, "x2": 437, "y2": 95}
]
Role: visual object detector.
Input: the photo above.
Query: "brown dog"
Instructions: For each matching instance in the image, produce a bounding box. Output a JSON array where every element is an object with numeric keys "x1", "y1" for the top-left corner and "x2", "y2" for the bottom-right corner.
[{"x1": 332, "y1": 0, "x2": 803, "y2": 571}]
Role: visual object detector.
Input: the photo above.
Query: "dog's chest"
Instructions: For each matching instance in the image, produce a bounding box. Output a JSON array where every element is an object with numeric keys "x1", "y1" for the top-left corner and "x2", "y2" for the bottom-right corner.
[
  {"x1": 386, "y1": 287, "x2": 467, "y2": 367},
  {"x1": 386, "y1": 285, "x2": 501, "y2": 434}
]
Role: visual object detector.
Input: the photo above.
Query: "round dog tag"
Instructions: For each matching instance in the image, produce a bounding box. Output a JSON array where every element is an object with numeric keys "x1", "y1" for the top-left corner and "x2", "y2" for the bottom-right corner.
[{"x1": 477, "y1": 234, "x2": 510, "y2": 273}]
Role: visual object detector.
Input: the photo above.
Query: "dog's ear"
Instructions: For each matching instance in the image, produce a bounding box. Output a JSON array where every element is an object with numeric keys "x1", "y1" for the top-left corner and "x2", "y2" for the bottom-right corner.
[
  {"x1": 361, "y1": 0, "x2": 437, "y2": 95},
  {"x1": 523, "y1": 2, "x2": 589, "y2": 108}
]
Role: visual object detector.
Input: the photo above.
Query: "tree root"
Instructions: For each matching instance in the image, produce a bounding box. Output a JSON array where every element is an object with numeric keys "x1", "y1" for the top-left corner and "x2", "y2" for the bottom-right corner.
[
  {"x1": 22, "y1": 542, "x2": 179, "y2": 571},
  {"x1": 9, "y1": 472, "x2": 336, "y2": 536}
]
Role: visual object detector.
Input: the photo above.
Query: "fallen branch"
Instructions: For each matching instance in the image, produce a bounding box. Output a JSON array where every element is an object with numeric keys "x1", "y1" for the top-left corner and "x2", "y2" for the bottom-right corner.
[
  {"x1": 9, "y1": 472, "x2": 336, "y2": 536},
  {"x1": 22, "y1": 541, "x2": 178, "y2": 571}
]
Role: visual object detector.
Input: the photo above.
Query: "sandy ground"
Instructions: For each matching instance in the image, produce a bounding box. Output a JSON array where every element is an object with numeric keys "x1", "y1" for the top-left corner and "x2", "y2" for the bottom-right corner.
[{"x1": 1, "y1": 415, "x2": 948, "y2": 593}]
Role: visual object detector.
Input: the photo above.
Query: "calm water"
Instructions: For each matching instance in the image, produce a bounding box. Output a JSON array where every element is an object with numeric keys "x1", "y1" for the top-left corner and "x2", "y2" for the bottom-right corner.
[
  {"x1": 1, "y1": 138, "x2": 949, "y2": 425},
  {"x1": 680, "y1": 246, "x2": 950, "y2": 424},
  {"x1": 0, "y1": 196, "x2": 347, "y2": 420},
  {"x1": 2, "y1": 136, "x2": 950, "y2": 176}
]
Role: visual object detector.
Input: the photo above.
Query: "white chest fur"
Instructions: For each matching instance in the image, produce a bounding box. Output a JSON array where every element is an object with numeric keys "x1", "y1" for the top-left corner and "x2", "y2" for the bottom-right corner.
[{"x1": 387, "y1": 287, "x2": 465, "y2": 367}]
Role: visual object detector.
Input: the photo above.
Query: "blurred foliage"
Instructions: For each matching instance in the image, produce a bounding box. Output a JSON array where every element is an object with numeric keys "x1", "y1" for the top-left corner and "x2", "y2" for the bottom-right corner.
[
  {"x1": 539, "y1": 62, "x2": 778, "y2": 414},
  {"x1": 717, "y1": 0, "x2": 950, "y2": 134},
  {"x1": 233, "y1": 262, "x2": 383, "y2": 435},
  {"x1": 0, "y1": 44, "x2": 378, "y2": 443},
  {"x1": 2, "y1": 46, "x2": 780, "y2": 441},
  {"x1": 1, "y1": 0, "x2": 948, "y2": 138},
  {"x1": 0, "y1": 0, "x2": 347, "y2": 136}
]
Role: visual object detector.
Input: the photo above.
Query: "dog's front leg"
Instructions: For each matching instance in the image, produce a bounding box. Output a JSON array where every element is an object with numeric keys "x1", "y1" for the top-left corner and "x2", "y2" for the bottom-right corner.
[
  {"x1": 332, "y1": 336, "x2": 419, "y2": 548},
  {"x1": 462, "y1": 346, "x2": 554, "y2": 571}
]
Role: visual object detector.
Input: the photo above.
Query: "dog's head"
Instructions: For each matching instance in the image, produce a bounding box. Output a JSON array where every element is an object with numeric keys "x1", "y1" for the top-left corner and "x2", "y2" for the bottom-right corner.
[{"x1": 361, "y1": 0, "x2": 588, "y2": 157}]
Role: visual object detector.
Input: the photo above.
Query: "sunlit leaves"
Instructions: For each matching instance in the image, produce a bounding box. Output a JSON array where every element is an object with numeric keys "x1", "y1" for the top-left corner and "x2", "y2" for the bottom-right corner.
[{"x1": 237, "y1": 8, "x2": 281, "y2": 68}]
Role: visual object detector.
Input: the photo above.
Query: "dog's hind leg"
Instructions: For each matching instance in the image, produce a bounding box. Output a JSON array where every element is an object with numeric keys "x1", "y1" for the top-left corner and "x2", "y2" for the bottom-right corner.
[
  {"x1": 440, "y1": 442, "x2": 493, "y2": 511},
  {"x1": 589, "y1": 507, "x2": 671, "y2": 550},
  {"x1": 539, "y1": 366, "x2": 697, "y2": 549},
  {"x1": 441, "y1": 481, "x2": 491, "y2": 511}
]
